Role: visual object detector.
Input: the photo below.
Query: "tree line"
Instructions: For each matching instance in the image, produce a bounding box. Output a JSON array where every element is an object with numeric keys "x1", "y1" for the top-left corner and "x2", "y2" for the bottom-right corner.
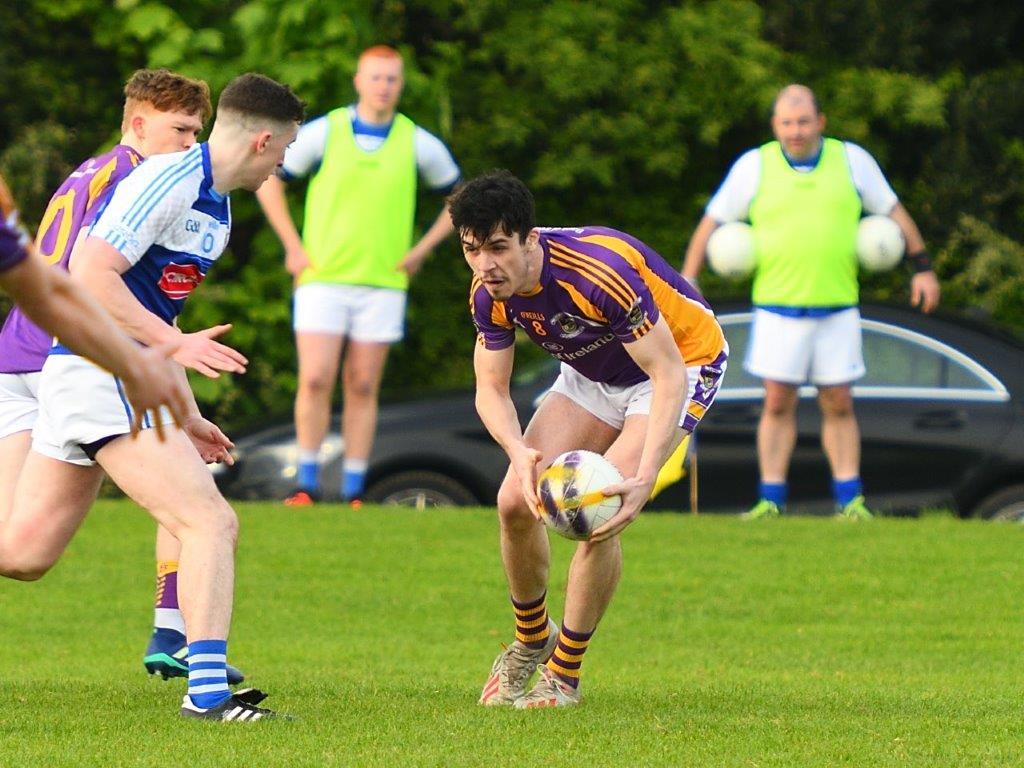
[{"x1": 1, "y1": 0, "x2": 1021, "y2": 429}]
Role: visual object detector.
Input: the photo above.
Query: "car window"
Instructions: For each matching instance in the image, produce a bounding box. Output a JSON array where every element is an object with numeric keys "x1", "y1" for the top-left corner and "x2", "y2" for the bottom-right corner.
[
  {"x1": 715, "y1": 313, "x2": 1009, "y2": 401},
  {"x1": 861, "y1": 327, "x2": 987, "y2": 389},
  {"x1": 858, "y1": 321, "x2": 1008, "y2": 397}
]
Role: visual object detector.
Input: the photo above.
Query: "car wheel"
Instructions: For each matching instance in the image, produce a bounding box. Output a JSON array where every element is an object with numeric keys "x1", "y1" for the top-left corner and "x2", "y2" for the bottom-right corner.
[
  {"x1": 364, "y1": 470, "x2": 480, "y2": 509},
  {"x1": 973, "y1": 484, "x2": 1024, "y2": 521}
]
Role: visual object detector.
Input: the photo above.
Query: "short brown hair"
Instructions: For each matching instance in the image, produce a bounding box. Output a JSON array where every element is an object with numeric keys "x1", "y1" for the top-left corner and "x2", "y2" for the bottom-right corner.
[
  {"x1": 123, "y1": 69, "x2": 212, "y2": 125},
  {"x1": 217, "y1": 73, "x2": 305, "y2": 126}
]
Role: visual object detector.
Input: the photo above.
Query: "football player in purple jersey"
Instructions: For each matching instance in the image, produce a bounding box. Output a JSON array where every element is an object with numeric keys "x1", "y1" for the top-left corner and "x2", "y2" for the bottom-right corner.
[{"x1": 451, "y1": 171, "x2": 728, "y2": 709}]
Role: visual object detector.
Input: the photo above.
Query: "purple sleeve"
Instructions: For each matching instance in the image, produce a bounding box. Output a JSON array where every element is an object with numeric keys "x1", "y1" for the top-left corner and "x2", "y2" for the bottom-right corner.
[
  {"x1": 0, "y1": 222, "x2": 28, "y2": 273},
  {"x1": 470, "y1": 281, "x2": 514, "y2": 350},
  {"x1": 82, "y1": 152, "x2": 139, "y2": 231}
]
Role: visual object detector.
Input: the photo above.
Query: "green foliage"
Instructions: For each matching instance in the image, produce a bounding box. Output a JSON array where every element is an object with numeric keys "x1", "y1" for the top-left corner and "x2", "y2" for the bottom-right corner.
[
  {"x1": 0, "y1": 0, "x2": 1021, "y2": 428},
  {"x1": 940, "y1": 215, "x2": 1024, "y2": 332}
]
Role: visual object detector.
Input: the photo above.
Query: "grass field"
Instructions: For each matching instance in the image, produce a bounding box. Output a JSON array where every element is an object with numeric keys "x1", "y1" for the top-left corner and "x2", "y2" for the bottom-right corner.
[{"x1": 2, "y1": 502, "x2": 1023, "y2": 767}]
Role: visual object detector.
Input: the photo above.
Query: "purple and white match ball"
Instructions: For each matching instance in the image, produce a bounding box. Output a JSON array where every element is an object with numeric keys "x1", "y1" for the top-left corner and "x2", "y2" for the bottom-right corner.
[{"x1": 536, "y1": 450, "x2": 623, "y2": 540}]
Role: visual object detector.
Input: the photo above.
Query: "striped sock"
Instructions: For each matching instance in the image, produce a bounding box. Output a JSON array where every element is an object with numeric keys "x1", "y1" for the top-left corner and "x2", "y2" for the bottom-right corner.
[
  {"x1": 187, "y1": 639, "x2": 231, "y2": 709},
  {"x1": 153, "y1": 561, "x2": 185, "y2": 634},
  {"x1": 512, "y1": 592, "x2": 551, "y2": 649},
  {"x1": 545, "y1": 625, "x2": 593, "y2": 689}
]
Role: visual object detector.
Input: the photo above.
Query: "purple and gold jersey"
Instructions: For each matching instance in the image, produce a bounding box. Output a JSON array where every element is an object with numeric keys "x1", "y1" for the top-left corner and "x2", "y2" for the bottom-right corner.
[
  {"x1": 471, "y1": 227, "x2": 726, "y2": 386},
  {"x1": 0, "y1": 146, "x2": 142, "y2": 373},
  {"x1": 0, "y1": 221, "x2": 28, "y2": 273}
]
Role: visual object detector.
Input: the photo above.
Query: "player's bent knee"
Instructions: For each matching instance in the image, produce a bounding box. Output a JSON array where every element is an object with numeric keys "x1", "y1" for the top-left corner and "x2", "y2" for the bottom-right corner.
[
  {"x1": 207, "y1": 504, "x2": 239, "y2": 547},
  {"x1": 177, "y1": 500, "x2": 238, "y2": 546},
  {"x1": 0, "y1": 553, "x2": 55, "y2": 582},
  {"x1": 496, "y1": 481, "x2": 534, "y2": 527}
]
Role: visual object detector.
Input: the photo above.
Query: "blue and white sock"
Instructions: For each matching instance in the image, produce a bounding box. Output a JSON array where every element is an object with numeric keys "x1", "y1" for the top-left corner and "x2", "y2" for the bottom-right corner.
[
  {"x1": 297, "y1": 449, "x2": 320, "y2": 492},
  {"x1": 832, "y1": 477, "x2": 863, "y2": 507},
  {"x1": 342, "y1": 458, "x2": 368, "y2": 500},
  {"x1": 187, "y1": 639, "x2": 231, "y2": 709},
  {"x1": 759, "y1": 481, "x2": 788, "y2": 507}
]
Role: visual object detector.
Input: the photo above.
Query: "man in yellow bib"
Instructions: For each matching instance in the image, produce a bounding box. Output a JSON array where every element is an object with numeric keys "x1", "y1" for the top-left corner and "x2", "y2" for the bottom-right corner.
[
  {"x1": 682, "y1": 84, "x2": 940, "y2": 519},
  {"x1": 257, "y1": 45, "x2": 460, "y2": 505}
]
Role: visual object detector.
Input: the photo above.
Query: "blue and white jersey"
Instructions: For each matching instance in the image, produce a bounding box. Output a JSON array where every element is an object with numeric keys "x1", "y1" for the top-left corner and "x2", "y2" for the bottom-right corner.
[{"x1": 88, "y1": 142, "x2": 229, "y2": 327}]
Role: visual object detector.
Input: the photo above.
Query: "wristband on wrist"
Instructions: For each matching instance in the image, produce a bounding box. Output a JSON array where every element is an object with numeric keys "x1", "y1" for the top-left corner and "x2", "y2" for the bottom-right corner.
[{"x1": 906, "y1": 249, "x2": 933, "y2": 274}]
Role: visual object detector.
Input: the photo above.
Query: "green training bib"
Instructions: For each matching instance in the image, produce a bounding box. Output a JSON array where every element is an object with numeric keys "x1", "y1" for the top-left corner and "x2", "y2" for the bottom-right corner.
[
  {"x1": 300, "y1": 109, "x2": 417, "y2": 290},
  {"x1": 748, "y1": 138, "x2": 862, "y2": 307}
]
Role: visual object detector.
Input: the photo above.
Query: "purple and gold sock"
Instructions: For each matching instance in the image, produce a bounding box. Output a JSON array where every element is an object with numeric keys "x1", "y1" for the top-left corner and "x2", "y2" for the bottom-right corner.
[
  {"x1": 154, "y1": 560, "x2": 185, "y2": 634},
  {"x1": 545, "y1": 625, "x2": 593, "y2": 688},
  {"x1": 512, "y1": 592, "x2": 551, "y2": 649}
]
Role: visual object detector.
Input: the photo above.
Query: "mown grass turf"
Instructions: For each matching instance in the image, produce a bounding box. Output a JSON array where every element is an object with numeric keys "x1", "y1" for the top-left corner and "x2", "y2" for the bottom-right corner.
[{"x1": 1, "y1": 502, "x2": 1022, "y2": 767}]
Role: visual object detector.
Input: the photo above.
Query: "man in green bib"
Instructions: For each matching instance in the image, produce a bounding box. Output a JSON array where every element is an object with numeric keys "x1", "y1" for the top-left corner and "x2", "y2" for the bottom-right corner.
[
  {"x1": 681, "y1": 84, "x2": 940, "y2": 519},
  {"x1": 257, "y1": 45, "x2": 460, "y2": 505}
]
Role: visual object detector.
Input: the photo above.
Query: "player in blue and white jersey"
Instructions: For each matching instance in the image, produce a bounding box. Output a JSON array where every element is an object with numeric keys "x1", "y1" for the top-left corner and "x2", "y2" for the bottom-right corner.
[{"x1": 0, "y1": 74, "x2": 304, "y2": 722}]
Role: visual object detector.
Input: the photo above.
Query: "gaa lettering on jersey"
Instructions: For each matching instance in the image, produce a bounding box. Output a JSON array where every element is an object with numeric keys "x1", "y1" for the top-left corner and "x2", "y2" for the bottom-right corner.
[
  {"x1": 185, "y1": 219, "x2": 201, "y2": 233},
  {"x1": 542, "y1": 341, "x2": 565, "y2": 352},
  {"x1": 158, "y1": 262, "x2": 205, "y2": 300}
]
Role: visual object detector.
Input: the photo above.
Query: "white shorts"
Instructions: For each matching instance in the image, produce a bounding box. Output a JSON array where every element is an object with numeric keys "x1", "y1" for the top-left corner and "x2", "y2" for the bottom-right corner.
[
  {"x1": 0, "y1": 372, "x2": 41, "y2": 439},
  {"x1": 32, "y1": 355, "x2": 175, "y2": 466},
  {"x1": 744, "y1": 307, "x2": 865, "y2": 386},
  {"x1": 547, "y1": 353, "x2": 727, "y2": 432},
  {"x1": 293, "y1": 283, "x2": 406, "y2": 343}
]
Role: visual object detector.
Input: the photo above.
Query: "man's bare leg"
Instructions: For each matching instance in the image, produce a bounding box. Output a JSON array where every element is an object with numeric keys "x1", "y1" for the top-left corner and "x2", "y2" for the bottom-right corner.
[
  {"x1": 339, "y1": 339, "x2": 390, "y2": 500},
  {"x1": 480, "y1": 393, "x2": 618, "y2": 705},
  {"x1": 517, "y1": 415, "x2": 685, "y2": 707},
  {"x1": 0, "y1": 451, "x2": 103, "y2": 580},
  {"x1": 292, "y1": 330, "x2": 344, "y2": 498},
  {"x1": 96, "y1": 429, "x2": 237, "y2": 641},
  {"x1": 0, "y1": 430, "x2": 32, "y2": 521}
]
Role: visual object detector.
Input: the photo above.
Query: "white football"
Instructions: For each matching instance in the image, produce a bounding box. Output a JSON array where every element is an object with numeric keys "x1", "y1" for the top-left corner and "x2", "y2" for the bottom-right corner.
[
  {"x1": 706, "y1": 221, "x2": 755, "y2": 279},
  {"x1": 536, "y1": 450, "x2": 623, "y2": 540},
  {"x1": 856, "y1": 215, "x2": 905, "y2": 272}
]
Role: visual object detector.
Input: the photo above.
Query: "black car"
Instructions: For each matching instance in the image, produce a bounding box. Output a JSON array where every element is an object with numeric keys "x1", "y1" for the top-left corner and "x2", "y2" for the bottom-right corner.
[{"x1": 213, "y1": 304, "x2": 1024, "y2": 518}]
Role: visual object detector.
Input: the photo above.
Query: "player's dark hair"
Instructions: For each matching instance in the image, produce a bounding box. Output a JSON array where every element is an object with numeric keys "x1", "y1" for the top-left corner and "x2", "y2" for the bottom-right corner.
[
  {"x1": 447, "y1": 170, "x2": 536, "y2": 244},
  {"x1": 123, "y1": 69, "x2": 212, "y2": 123},
  {"x1": 217, "y1": 73, "x2": 305, "y2": 126}
]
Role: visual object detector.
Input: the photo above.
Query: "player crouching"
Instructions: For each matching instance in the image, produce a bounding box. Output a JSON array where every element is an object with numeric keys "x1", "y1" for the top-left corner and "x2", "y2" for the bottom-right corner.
[{"x1": 451, "y1": 171, "x2": 728, "y2": 708}]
